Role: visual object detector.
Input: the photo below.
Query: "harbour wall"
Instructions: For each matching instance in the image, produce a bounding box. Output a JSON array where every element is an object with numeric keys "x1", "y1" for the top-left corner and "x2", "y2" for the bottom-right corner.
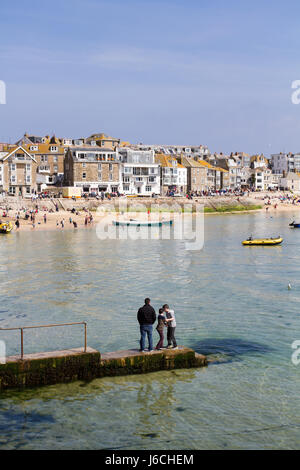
[{"x1": 0, "y1": 195, "x2": 262, "y2": 212}]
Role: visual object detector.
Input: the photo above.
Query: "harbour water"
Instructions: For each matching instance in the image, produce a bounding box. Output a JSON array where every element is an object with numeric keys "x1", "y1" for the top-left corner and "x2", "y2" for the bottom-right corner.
[{"x1": 0, "y1": 211, "x2": 299, "y2": 449}]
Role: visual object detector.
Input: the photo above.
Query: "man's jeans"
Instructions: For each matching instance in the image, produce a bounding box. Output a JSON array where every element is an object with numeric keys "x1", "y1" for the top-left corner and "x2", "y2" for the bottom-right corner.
[{"x1": 140, "y1": 324, "x2": 153, "y2": 351}]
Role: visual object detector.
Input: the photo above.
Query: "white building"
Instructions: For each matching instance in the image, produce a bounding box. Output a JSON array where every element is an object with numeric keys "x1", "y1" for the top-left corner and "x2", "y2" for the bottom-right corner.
[
  {"x1": 155, "y1": 154, "x2": 187, "y2": 194},
  {"x1": 118, "y1": 148, "x2": 160, "y2": 195}
]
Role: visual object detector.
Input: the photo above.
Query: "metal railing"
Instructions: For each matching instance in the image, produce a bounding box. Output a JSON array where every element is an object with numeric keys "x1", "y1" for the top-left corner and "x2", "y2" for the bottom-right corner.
[{"x1": 0, "y1": 321, "x2": 87, "y2": 360}]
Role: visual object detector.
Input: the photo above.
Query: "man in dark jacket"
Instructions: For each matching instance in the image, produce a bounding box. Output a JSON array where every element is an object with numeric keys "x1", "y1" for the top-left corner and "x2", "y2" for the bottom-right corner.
[{"x1": 137, "y1": 298, "x2": 156, "y2": 352}]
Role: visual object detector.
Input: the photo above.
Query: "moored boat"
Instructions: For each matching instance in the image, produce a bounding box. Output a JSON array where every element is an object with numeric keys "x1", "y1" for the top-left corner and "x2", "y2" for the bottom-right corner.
[
  {"x1": 113, "y1": 219, "x2": 173, "y2": 227},
  {"x1": 289, "y1": 221, "x2": 300, "y2": 228},
  {"x1": 242, "y1": 236, "x2": 283, "y2": 246},
  {"x1": 0, "y1": 222, "x2": 13, "y2": 234}
]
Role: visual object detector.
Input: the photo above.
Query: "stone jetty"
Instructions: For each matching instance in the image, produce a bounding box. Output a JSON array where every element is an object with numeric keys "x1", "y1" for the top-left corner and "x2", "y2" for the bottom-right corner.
[{"x1": 0, "y1": 346, "x2": 207, "y2": 391}]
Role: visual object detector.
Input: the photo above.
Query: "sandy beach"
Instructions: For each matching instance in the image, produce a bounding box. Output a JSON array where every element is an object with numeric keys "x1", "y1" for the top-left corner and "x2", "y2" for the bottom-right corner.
[{"x1": 1, "y1": 195, "x2": 300, "y2": 232}]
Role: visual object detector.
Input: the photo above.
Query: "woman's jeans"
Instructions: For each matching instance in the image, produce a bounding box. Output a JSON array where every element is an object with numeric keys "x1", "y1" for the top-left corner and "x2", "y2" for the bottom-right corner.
[
  {"x1": 140, "y1": 324, "x2": 153, "y2": 351},
  {"x1": 156, "y1": 329, "x2": 164, "y2": 349}
]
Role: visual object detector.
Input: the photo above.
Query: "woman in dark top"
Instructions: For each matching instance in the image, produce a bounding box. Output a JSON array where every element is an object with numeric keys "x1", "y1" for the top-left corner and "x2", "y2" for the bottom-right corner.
[{"x1": 156, "y1": 308, "x2": 166, "y2": 350}]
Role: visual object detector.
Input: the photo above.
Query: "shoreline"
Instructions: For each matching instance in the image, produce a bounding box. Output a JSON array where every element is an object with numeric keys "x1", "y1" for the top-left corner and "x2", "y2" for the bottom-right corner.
[{"x1": 0, "y1": 203, "x2": 299, "y2": 233}]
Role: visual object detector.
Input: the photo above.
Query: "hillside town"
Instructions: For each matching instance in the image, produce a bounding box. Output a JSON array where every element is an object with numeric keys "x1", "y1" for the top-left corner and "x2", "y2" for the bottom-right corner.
[{"x1": 0, "y1": 132, "x2": 300, "y2": 198}]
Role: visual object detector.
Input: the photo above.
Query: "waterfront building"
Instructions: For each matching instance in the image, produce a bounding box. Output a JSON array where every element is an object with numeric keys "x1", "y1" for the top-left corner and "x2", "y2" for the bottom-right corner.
[
  {"x1": 117, "y1": 148, "x2": 160, "y2": 195},
  {"x1": 217, "y1": 156, "x2": 241, "y2": 189},
  {"x1": 64, "y1": 145, "x2": 120, "y2": 194},
  {"x1": 155, "y1": 154, "x2": 187, "y2": 195},
  {"x1": 279, "y1": 172, "x2": 300, "y2": 191},
  {"x1": 177, "y1": 156, "x2": 209, "y2": 192},
  {"x1": 251, "y1": 167, "x2": 273, "y2": 191},
  {"x1": 0, "y1": 145, "x2": 37, "y2": 196},
  {"x1": 15, "y1": 133, "x2": 65, "y2": 190}
]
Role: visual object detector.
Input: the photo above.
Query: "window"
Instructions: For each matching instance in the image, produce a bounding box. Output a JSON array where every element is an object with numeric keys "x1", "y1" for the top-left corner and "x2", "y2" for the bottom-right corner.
[
  {"x1": 146, "y1": 186, "x2": 152, "y2": 191},
  {"x1": 109, "y1": 174, "x2": 113, "y2": 181},
  {"x1": 50, "y1": 146, "x2": 58, "y2": 152},
  {"x1": 54, "y1": 166, "x2": 58, "y2": 172},
  {"x1": 41, "y1": 155, "x2": 48, "y2": 163},
  {"x1": 82, "y1": 162, "x2": 86, "y2": 168},
  {"x1": 82, "y1": 173, "x2": 86, "y2": 179},
  {"x1": 30, "y1": 146, "x2": 38, "y2": 151},
  {"x1": 123, "y1": 185, "x2": 129, "y2": 191},
  {"x1": 9, "y1": 186, "x2": 16, "y2": 194},
  {"x1": 109, "y1": 163, "x2": 113, "y2": 171},
  {"x1": 11, "y1": 175, "x2": 16, "y2": 183},
  {"x1": 10, "y1": 164, "x2": 16, "y2": 171},
  {"x1": 26, "y1": 164, "x2": 31, "y2": 171},
  {"x1": 98, "y1": 173, "x2": 102, "y2": 181},
  {"x1": 123, "y1": 176, "x2": 130, "y2": 183},
  {"x1": 26, "y1": 175, "x2": 31, "y2": 183},
  {"x1": 26, "y1": 187, "x2": 31, "y2": 194},
  {"x1": 54, "y1": 156, "x2": 58, "y2": 162},
  {"x1": 149, "y1": 176, "x2": 156, "y2": 183},
  {"x1": 98, "y1": 163, "x2": 102, "y2": 170}
]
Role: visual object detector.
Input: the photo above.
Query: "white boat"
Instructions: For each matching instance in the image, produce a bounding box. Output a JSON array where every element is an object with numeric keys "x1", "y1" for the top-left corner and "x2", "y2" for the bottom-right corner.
[{"x1": 113, "y1": 219, "x2": 173, "y2": 227}]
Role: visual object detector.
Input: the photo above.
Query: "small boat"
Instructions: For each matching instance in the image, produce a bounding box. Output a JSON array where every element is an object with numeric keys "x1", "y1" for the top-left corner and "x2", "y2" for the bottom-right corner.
[
  {"x1": 289, "y1": 221, "x2": 300, "y2": 228},
  {"x1": 242, "y1": 237, "x2": 283, "y2": 246},
  {"x1": 0, "y1": 221, "x2": 13, "y2": 234},
  {"x1": 113, "y1": 219, "x2": 173, "y2": 227}
]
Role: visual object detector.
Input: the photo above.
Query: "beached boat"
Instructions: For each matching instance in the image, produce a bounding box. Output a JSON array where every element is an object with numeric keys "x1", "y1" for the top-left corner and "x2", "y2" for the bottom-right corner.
[
  {"x1": 0, "y1": 222, "x2": 13, "y2": 234},
  {"x1": 242, "y1": 237, "x2": 283, "y2": 246},
  {"x1": 289, "y1": 221, "x2": 300, "y2": 228},
  {"x1": 113, "y1": 219, "x2": 173, "y2": 227}
]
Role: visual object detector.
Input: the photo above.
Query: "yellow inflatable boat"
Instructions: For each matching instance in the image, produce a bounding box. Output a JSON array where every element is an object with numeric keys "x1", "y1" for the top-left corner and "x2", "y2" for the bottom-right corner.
[
  {"x1": 242, "y1": 237, "x2": 283, "y2": 246},
  {"x1": 0, "y1": 221, "x2": 13, "y2": 234}
]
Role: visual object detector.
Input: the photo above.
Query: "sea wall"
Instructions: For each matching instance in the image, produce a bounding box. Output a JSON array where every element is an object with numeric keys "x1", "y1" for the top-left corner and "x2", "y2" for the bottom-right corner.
[
  {"x1": 0, "y1": 195, "x2": 262, "y2": 212},
  {"x1": 0, "y1": 346, "x2": 207, "y2": 391}
]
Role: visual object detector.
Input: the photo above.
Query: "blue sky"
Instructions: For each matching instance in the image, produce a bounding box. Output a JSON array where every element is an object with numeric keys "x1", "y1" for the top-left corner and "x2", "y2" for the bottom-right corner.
[{"x1": 1, "y1": 0, "x2": 300, "y2": 155}]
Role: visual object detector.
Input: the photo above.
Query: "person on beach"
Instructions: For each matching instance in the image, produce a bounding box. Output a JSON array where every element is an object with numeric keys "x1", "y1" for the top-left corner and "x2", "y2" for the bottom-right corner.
[
  {"x1": 155, "y1": 308, "x2": 167, "y2": 350},
  {"x1": 44, "y1": 214, "x2": 47, "y2": 224},
  {"x1": 137, "y1": 298, "x2": 156, "y2": 352},
  {"x1": 163, "y1": 304, "x2": 178, "y2": 349},
  {"x1": 15, "y1": 219, "x2": 20, "y2": 230}
]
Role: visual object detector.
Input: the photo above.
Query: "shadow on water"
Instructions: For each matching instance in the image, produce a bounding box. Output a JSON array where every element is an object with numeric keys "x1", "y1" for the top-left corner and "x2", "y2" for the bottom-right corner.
[{"x1": 191, "y1": 337, "x2": 273, "y2": 364}]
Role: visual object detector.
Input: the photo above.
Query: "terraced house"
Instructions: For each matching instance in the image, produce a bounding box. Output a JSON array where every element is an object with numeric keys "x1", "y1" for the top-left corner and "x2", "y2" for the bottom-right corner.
[
  {"x1": 155, "y1": 153, "x2": 187, "y2": 195},
  {"x1": 16, "y1": 133, "x2": 65, "y2": 189},
  {"x1": 64, "y1": 144, "x2": 120, "y2": 194},
  {"x1": 0, "y1": 145, "x2": 37, "y2": 196},
  {"x1": 117, "y1": 148, "x2": 160, "y2": 195},
  {"x1": 177, "y1": 157, "x2": 208, "y2": 192}
]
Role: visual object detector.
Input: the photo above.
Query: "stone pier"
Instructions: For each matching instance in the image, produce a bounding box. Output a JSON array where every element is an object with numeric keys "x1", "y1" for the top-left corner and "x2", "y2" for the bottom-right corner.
[{"x1": 0, "y1": 346, "x2": 207, "y2": 391}]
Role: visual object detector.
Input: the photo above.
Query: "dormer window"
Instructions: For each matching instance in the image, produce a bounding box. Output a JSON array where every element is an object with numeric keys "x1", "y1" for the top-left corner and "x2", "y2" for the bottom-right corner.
[
  {"x1": 30, "y1": 145, "x2": 38, "y2": 151},
  {"x1": 50, "y1": 146, "x2": 58, "y2": 152}
]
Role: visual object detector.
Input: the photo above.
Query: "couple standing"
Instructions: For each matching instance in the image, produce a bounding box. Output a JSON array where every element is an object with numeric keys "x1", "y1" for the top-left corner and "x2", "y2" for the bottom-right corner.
[{"x1": 137, "y1": 298, "x2": 177, "y2": 353}]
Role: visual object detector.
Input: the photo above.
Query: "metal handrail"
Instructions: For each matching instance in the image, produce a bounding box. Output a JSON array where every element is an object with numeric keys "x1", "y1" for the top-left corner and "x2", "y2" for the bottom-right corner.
[{"x1": 0, "y1": 321, "x2": 87, "y2": 360}]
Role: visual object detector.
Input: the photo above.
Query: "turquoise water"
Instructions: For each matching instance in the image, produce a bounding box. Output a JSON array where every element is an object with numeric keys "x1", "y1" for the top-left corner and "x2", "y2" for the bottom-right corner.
[{"x1": 0, "y1": 211, "x2": 299, "y2": 449}]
